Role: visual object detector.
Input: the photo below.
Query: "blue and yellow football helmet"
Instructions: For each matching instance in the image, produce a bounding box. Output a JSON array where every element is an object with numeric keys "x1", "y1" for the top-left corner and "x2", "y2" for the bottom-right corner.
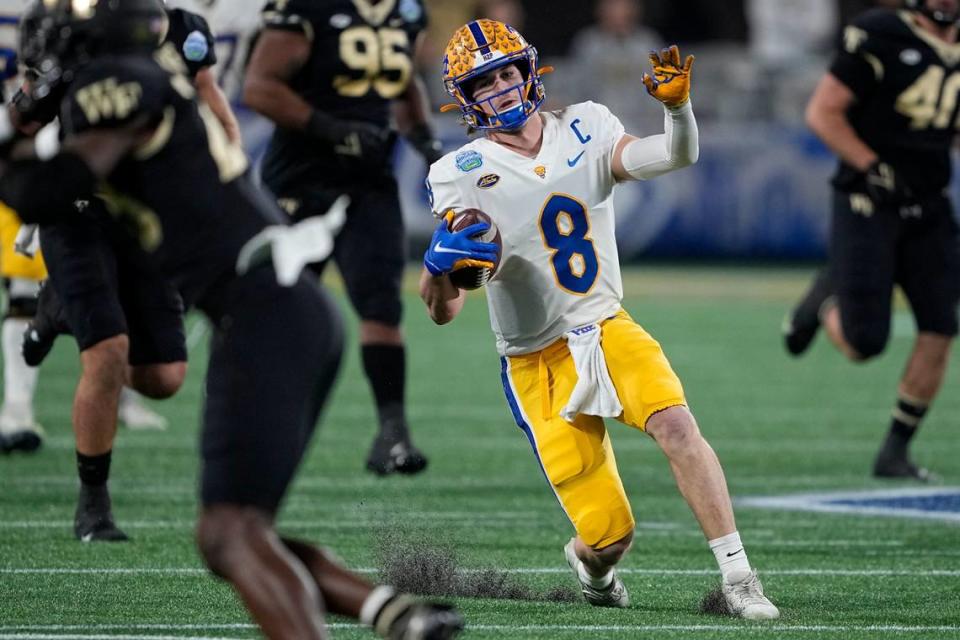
[{"x1": 440, "y1": 19, "x2": 551, "y2": 131}]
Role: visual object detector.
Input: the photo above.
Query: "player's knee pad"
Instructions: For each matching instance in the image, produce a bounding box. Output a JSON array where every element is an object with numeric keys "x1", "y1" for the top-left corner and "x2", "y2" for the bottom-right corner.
[
  {"x1": 843, "y1": 320, "x2": 889, "y2": 360},
  {"x1": 576, "y1": 505, "x2": 636, "y2": 549}
]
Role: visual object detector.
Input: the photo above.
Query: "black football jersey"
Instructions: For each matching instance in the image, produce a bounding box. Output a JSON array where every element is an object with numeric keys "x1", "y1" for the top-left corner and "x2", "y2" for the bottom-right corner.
[
  {"x1": 59, "y1": 46, "x2": 284, "y2": 307},
  {"x1": 830, "y1": 8, "x2": 960, "y2": 195},
  {"x1": 165, "y1": 7, "x2": 218, "y2": 78},
  {"x1": 259, "y1": 0, "x2": 427, "y2": 190}
]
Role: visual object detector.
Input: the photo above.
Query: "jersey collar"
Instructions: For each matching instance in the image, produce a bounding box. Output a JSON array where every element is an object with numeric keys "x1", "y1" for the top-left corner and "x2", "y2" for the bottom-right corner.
[
  {"x1": 351, "y1": 0, "x2": 396, "y2": 26},
  {"x1": 899, "y1": 10, "x2": 960, "y2": 66}
]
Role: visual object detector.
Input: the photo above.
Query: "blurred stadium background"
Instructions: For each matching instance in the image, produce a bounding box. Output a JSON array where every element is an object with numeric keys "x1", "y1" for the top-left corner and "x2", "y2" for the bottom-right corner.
[{"x1": 2, "y1": 1, "x2": 960, "y2": 639}]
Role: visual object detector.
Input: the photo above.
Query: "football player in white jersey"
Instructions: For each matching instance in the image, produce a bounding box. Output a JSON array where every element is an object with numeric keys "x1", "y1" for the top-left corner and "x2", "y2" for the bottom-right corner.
[
  {"x1": 0, "y1": 0, "x2": 45, "y2": 451},
  {"x1": 419, "y1": 20, "x2": 780, "y2": 620}
]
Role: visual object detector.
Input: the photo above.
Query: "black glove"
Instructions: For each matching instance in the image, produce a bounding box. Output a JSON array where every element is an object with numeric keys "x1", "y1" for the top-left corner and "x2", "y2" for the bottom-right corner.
[
  {"x1": 306, "y1": 110, "x2": 395, "y2": 167},
  {"x1": 405, "y1": 122, "x2": 443, "y2": 165},
  {"x1": 864, "y1": 160, "x2": 915, "y2": 210}
]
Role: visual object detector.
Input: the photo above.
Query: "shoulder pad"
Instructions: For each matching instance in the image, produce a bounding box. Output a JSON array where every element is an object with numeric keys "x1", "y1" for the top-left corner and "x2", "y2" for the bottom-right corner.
[{"x1": 262, "y1": 0, "x2": 316, "y2": 34}]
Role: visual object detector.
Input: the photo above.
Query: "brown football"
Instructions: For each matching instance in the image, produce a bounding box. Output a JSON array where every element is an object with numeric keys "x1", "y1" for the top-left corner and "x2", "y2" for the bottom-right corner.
[{"x1": 447, "y1": 208, "x2": 502, "y2": 290}]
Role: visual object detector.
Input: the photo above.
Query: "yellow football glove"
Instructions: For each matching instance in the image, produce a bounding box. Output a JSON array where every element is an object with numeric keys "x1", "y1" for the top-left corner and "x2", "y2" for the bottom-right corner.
[{"x1": 642, "y1": 45, "x2": 694, "y2": 108}]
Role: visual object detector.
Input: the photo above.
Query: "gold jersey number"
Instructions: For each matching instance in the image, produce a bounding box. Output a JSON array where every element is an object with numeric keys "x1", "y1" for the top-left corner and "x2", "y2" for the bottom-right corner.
[
  {"x1": 334, "y1": 26, "x2": 411, "y2": 99},
  {"x1": 895, "y1": 65, "x2": 960, "y2": 130}
]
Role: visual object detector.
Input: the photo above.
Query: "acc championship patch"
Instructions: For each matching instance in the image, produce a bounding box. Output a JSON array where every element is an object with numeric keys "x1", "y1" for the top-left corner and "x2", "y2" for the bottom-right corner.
[
  {"x1": 456, "y1": 150, "x2": 483, "y2": 173},
  {"x1": 737, "y1": 487, "x2": 960, "y2": 523},
  {"x1": 399, "y1": 0, "x2": 423, "y2": 22},
  {"x1": 182, "y1": 31, "x2": 209, "y2": 62},
  {"x1": 476, "y1": 173, "x2": 500, "y2": 189}
]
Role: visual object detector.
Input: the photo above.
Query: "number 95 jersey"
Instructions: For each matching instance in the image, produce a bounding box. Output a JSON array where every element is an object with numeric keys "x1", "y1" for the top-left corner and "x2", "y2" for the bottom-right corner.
[
  {"x1": 427, "y1": 101, "x2": 627, "y2": 356},
  {"x1": 831, "y1": 8, "x2": 960, "y2": 195},
  {"x1": 262, "y1": 0, "x2": 425, "y2": 125}
]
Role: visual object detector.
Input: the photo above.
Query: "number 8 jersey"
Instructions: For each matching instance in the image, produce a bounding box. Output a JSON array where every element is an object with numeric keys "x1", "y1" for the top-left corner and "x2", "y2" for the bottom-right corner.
[
  {"x1": 427, "y1": 101, "x2": 627, "y2": 356},
  {"x1": 831, "y1": 7, "x2": 960, "y2": 196}
]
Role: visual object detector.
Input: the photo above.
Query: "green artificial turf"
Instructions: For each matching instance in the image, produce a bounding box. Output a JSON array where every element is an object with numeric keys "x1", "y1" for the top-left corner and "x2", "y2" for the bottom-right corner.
[{"x1": 1, "y1": 266, "x2": 958, "y2": 639}]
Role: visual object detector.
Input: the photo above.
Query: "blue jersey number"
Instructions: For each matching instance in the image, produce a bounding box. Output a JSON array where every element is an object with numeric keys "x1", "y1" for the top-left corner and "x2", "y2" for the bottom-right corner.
[{"x1": 538, "y1": 193, "x2": 599, "y2": 295}]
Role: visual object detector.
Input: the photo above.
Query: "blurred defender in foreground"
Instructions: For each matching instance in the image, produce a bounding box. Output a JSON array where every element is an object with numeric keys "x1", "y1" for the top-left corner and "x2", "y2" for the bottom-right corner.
[
  {"x1": 785, "y1": 0, "x2": 960, "y2": 482},
  {"x1": 419, "y1": 19, "x2": 779, "y2": 620},
  {"x1": 0, "y1": 1, "x2": 462, "y2": 637}
]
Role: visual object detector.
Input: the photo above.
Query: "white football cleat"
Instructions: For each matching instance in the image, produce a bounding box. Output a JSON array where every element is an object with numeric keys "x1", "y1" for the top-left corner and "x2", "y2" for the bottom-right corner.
[
  {"x1": 722, "y1": 569, "x2": 780, "y2": 620},
  {"x1": 564, "y1": 538, "x2": 630, "y2": 608},
  {"x1": 118, "y1": 389, "x2": 168, "y2": 431}
]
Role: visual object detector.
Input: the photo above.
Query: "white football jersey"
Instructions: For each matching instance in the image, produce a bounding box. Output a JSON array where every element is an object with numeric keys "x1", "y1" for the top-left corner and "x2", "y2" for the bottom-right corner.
[
  {"x1": 165, "y1": 0, "x2": 265, "y2": 101},
  {"x1": 427, "y1": 101, "x2": 627, "y2": 356}
]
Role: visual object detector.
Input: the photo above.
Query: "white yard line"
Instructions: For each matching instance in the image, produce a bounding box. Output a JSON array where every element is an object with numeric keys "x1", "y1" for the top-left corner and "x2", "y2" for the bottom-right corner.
[
  {"x1": 1, "y1": 623, "x2": 959, "y2": 636},
  {"x1": 2, "y1": 567, "x2": 959, "y2": 577}
]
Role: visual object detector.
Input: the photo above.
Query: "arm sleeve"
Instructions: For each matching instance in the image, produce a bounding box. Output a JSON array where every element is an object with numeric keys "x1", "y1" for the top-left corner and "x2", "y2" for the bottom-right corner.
[{"x1": 620, "y1": 101, "x2": 699, "y2": 180}]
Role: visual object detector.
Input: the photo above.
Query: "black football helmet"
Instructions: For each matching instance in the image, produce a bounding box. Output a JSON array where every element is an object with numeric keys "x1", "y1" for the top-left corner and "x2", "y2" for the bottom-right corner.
[
  {"x1": 19, "y1": 0, "x2": 168, "y2": 76},
  {"x1": 905, "y1": 0, "x2": 960, "y2": 27}
]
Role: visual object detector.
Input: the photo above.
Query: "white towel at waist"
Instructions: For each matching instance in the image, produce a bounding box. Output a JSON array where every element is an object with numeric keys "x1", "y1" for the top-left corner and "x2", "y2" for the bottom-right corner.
[
  {"x1": 560, "y1": 323, "x2": 623, "y2": 423},
  {"x1": 14, "y1": 224, "x2": 39, "y2": 258}
]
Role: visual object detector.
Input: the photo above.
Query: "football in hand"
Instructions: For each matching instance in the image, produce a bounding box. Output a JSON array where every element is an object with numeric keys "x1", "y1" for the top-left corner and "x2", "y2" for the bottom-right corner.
[{"x1": 448, "y1": 208, "x2": 501, "y2": 291}]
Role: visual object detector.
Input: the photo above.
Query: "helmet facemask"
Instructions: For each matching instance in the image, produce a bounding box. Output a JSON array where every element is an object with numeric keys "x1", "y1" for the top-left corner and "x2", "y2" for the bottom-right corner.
[{"x1": 456, "y1": 52, "x2": 544, "y2": 131}]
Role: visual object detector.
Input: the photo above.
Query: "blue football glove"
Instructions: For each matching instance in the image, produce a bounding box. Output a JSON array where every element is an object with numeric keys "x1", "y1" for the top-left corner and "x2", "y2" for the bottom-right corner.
[{"x1": 423, "y1": 211, "x2": 499, "y2": 277}]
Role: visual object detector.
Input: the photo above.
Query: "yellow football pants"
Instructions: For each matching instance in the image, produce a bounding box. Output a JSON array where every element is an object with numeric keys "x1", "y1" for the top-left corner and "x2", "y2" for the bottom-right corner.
[
  {"x1": 0, "y1": 203, "x2": 46, "y2": 281},
  {"x1": 501, "y1": 310, "x2": 686, "y2": 548}
]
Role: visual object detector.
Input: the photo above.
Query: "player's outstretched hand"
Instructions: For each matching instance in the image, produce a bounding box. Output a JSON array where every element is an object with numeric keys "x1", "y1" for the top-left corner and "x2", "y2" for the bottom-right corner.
[
  {"x1": 642, "y1": 45, "x2": 694, "y2": 108},
  {"x1": 424, "y1": 210, "x2": 499, "y2": 276}
]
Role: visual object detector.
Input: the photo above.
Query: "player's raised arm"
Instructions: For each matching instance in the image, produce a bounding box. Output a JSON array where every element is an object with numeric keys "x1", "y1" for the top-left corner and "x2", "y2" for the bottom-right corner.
[{"x1": 612, "y1": 45, "x2": 699, "y2": 182}]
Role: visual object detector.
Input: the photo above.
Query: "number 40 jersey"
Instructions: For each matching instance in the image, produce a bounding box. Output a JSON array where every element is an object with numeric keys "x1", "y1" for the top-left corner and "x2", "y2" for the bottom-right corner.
[
  {"x1": 427, "y1": 101, "x2": 628, "y2": 357},
  {"x1": 831, "y1": 8, "x2": 960, "y2": 196}
]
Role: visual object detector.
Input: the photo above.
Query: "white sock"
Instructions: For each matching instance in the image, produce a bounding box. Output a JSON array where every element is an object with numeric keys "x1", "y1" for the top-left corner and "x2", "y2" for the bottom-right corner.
[
  {"x1": 577, "y1": 561, "x2": 614, "y2": 589},
  {"x1": 3, "y1": 317, "x2": 38, "y2": 408},
  {"x1": 709, "y1": 531, "x2": 751, "y2": 583},
  {"x1": 359, "y1": 585, "x2": 396, "y2": 626}
]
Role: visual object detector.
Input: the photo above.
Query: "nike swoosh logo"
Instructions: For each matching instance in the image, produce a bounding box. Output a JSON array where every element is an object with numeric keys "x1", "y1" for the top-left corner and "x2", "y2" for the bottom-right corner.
[
  {"x1": 726, "y1": 548, "x2": 744, "y2": 557},
  {"x1": 433, "y1": 241, "x2": 472, "y2": 255},
  {"x1": 567, "y1": 151, "x2": 586, "y2": 167}
]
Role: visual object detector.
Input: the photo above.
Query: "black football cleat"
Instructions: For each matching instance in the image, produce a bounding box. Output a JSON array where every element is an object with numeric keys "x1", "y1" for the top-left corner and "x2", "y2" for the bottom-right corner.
[
  {"x1": 783, "y1": 269, "x2": 833, "y2": 357},
  {"x1": 22, "y1": 282, "x2": 70, "y2": 367},
  {"x1": 377, "y1": 598, "x2": 464, "y2": 640},
  {"x1": 366, "y1": 436, "x2": 428, "y2": 476},
  {"x1": 873, "y1": 452, "x2": 939, "y2": 483},
  {"x1": 0, "y1": 429, "x2": 43, "y2": 453},
  {"x1": 74, "y1": 485, "x2": 129, "y2": 542}
]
